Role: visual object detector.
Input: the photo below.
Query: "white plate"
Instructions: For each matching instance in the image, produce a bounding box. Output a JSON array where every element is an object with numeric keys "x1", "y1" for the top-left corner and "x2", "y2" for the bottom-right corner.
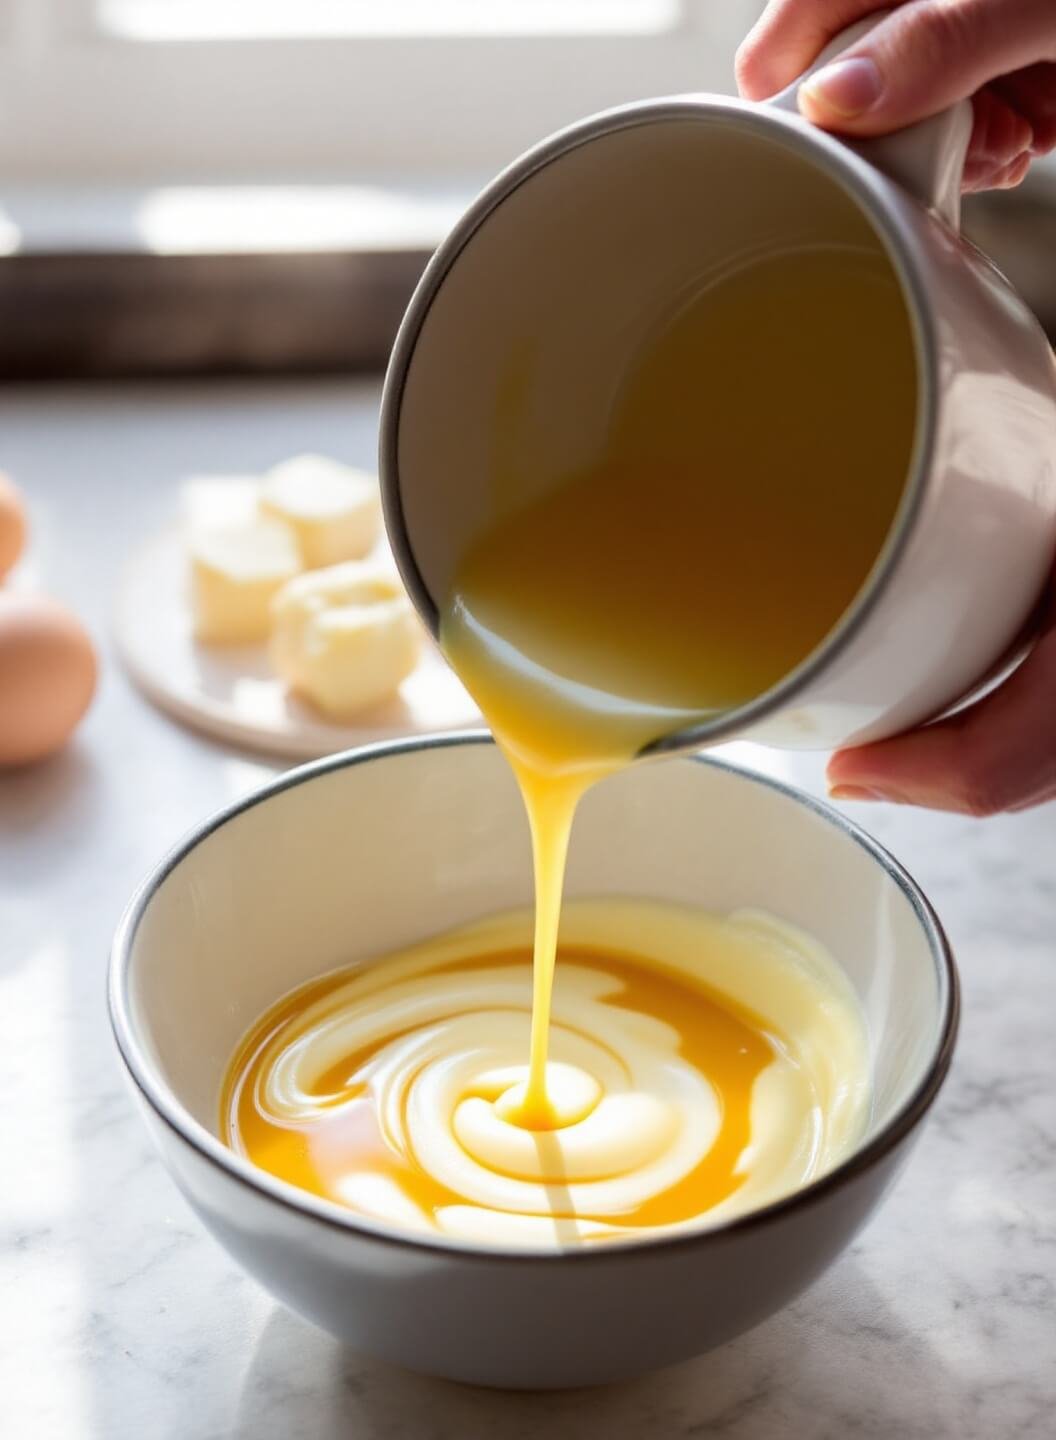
[{"x1": 114, "y1": 527, "x2": 480, "y2": 759}]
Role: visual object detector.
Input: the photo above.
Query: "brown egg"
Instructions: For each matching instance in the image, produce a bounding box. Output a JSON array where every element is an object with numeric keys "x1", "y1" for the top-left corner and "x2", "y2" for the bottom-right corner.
[
  {"x1": 0, "y1": 471, "x2": 27, "y2": 579},
  {"x1": 0, "y1": 594, "x2": 97, "y2": 766}
]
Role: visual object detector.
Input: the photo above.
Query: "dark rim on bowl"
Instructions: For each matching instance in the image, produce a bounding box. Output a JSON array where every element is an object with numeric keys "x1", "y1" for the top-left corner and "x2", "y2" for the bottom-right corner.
[
  {"x1": 377, "y1": 94, "x2": 939, "y2": 758},
  {"x1": 109, "y1": 732, "x2": 959, "y2": 1264}
]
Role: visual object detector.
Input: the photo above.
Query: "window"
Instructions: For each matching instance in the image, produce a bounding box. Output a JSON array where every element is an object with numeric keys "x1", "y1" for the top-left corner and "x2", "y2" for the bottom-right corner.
[
  {"x1": 0, "y1": 0, "x2": 764, "y2": 181},
  {"x1": 95, "y1": 2, "x2": 686, "y2": 41}
]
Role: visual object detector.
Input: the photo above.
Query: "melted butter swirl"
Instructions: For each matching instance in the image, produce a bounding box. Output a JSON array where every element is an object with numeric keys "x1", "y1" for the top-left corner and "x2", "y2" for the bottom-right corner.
[{"x1": 226, "y1": 901, "x2": 870, "y2": 1249}]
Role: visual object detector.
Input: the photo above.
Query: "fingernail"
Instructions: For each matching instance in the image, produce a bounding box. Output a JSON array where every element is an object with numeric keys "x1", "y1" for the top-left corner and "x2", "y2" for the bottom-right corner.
[
  {"x1": 829, "y1": 784, "x2": 891, "y2": 803},
  {"x1": 801, "y1": 57, "x2": 883, "y2": 118}
]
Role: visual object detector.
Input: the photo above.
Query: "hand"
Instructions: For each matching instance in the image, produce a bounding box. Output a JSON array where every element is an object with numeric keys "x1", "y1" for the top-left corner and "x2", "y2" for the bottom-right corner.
[
  {"x1": 826, "y1": 573, "x2": 1056, "y2": 815},
  {"x1": 737, "y1": 0, "x2": 1056, "y2": 191}
]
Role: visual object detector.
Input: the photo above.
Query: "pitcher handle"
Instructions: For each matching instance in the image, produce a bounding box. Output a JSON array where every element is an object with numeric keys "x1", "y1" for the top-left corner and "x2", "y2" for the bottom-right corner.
[{"x1": 767, "y1": 13, "x2": 974, "y2": 230}]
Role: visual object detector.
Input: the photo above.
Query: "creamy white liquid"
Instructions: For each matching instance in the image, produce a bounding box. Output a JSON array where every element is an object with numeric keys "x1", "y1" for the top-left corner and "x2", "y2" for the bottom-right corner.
[{"x1": 227, "y1": 900, "x2": 871, "y2": 1249}]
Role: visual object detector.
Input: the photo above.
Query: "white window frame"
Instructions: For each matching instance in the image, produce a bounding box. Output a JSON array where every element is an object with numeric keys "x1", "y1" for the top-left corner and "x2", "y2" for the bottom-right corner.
[{"x1": 0, "y1": 0, "x2": 764, "y2": 182}]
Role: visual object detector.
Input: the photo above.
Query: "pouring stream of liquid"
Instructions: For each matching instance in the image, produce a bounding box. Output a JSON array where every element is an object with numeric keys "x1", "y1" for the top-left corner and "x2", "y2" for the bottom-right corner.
[{"x1": 440, "y1": 242, "x2": 915, "y2": 1130}]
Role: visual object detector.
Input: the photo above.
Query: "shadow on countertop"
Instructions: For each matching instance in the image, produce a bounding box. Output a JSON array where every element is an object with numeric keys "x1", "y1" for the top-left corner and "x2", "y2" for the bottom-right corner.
[{"x1": 229, "y1": 1261, "x2": 968, "y2": 1440}]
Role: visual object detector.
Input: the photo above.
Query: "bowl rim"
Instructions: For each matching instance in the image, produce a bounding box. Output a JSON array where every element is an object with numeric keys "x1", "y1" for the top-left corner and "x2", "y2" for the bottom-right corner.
[{"x1": 109, "y1": 731, "x2": 959, "y2": 1264}]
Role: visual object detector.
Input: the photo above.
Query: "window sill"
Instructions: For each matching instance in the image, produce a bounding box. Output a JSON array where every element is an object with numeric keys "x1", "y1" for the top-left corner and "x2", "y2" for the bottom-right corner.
[
  {"x1": 0, "y1": 180, "x2": 481, "y2": 379},
  {"x1": 0, "y1": 175, "x2": 1051, "y2": 381}
]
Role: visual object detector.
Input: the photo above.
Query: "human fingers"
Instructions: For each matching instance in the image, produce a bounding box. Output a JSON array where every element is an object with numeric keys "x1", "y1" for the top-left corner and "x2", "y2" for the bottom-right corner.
[
  {"x1": 961, "y1": 87, "x2": 1035, "y2": 190},
  {"x1": 992, "y1": 62, "x2": 1056, "y2": 154},
  {"x1": 736, "y1": 0, "x2": 883, "y2": 101},
  {"x1": 827, "y1": 594, "x2": 1056, "y2": 816},
  {"x1": 795, "y1": 0, "x2": 1056, "y2": 136}
]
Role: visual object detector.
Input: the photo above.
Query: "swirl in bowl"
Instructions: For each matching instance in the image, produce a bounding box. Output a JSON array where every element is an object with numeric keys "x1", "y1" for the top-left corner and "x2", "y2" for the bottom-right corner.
[{"x1": 224, "y1": 900, "x2": 870, "y2": 1249}]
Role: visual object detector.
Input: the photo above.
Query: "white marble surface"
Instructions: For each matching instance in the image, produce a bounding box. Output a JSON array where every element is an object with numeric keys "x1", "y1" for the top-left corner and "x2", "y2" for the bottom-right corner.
[{"x1": 0, "y1": 380, "x2": 1053, "y2": 1439}]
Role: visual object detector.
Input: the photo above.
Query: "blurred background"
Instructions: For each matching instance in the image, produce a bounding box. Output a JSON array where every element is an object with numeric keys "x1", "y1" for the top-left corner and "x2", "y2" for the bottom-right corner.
[{"x1": 0, "y1": 0, "x2": 1051, "y2": 379}]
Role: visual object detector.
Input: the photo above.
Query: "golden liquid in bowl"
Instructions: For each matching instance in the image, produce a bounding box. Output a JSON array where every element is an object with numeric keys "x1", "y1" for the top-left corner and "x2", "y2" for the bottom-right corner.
[{"x1": 223, "y1": 902, "x2": 870, "y2": 1248}]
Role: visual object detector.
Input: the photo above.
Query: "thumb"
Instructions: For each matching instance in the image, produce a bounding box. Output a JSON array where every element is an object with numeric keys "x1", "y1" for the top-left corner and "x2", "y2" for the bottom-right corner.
[{"x1": 798, "y1": 0, "x2": 1056, "y2": 134}]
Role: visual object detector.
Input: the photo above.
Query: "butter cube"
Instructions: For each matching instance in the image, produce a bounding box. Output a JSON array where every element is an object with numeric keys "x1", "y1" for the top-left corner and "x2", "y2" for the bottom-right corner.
[
  {"x1": 271, "y1": 562, "x2": 421, "y2": 718},
  {"x1": 260, "y1": 454, "x2": 381, "y2": 568},
  {"x1": 190, "y1": 520, "x2": 301, "y2": 644}
]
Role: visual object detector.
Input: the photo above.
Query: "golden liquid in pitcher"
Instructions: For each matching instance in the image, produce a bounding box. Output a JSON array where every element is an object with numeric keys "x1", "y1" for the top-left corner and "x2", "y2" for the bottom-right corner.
[{"x1": 441, "y1": 242, "x2": 915, "y2": 1126}]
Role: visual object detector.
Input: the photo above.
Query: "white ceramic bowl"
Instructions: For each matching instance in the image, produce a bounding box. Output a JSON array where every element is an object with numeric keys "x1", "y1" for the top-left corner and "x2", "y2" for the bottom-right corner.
[{"x1": 110, "y1": 735, "x2": 957, "y2": 1389}]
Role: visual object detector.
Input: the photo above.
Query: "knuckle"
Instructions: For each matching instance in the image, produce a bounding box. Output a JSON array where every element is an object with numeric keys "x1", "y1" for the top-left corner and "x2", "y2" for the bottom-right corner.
[
  {"x1": 955, "y1": 729, "x2": 1014, "y2": 816},
  {"x1": 734, "y1": 0, "x2": 823, "y2": 95},
  {"x1": 1030, "y1": 113, "x2": 1056, "y2": 156},
  {"x1": 733, "y1": 1, "x2": 776, "y2": 87},
  {"x1": 894, "y1": 0, "x2": 989, "y2": 74},
  {"x1": 1001, "y1": 154, "x2": 1033, "y2": 188},
  {"x1": 960, "y1": 784, "x2": 1004, "y2": 818},
  {"x1": 734, "y1": 37, "x2": 762, "y2": 90}
]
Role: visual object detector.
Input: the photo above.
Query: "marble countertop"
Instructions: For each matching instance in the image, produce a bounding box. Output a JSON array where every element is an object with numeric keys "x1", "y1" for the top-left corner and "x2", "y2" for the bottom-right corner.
[{"x1": 1, "y1": 380, "x2": 1052, "y2": 1439}]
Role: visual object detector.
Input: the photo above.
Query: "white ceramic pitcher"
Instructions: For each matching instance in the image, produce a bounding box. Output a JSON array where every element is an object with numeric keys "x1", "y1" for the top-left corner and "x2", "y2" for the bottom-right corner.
[{"x1": 380, "y1": 20, "x2": 1056, "y2": 753}]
